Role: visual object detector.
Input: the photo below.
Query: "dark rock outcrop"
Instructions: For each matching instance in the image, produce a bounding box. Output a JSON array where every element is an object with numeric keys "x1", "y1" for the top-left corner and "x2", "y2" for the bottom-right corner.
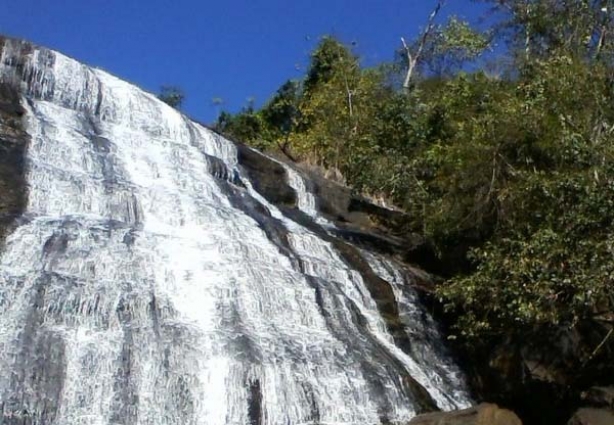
[
  {"x1": 0, "y1": 39, "x2": 29, "y2": 248},
  {"x1": 581, "y1": 387, "x2": 614, "y2": 409},
  {"x1": 307, "y1": 169, "x2": 425, "y2": 256},
  {"x1": 236, "y1": 144, "x2": 296, "y2": 208},
  {"x1": 233, "y1": 146, "x2": 435, "y2": 273},
  {"x1": 567, "y1": 408, "x2": 614, "y2": 425},
  {"x1": 455, "y1": 321, "x2": 614, "y2": 425},
  {"x1": 408, "y1": 403, "x2": 522, "y2": 425}
]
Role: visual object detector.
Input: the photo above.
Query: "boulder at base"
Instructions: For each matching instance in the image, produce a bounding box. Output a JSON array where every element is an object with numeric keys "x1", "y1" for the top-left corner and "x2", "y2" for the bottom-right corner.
[
  {"x1": 567, "y1": 408, "x2": 614, "y2": 425},
  {"x1": 581, "y1": 387, "x2": 614, "y2": 409},
  {"x1": 408, "y1": 403, "x2": 522, "y2": 425}
]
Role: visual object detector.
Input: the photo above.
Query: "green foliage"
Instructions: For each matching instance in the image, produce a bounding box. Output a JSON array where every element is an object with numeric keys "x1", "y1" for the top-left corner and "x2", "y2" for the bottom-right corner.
[
  {"x1": 215, "y1": 7, "x2": 614, "y2": 346},
  {"x1": 442, "y1": 168, "x2": 614, "y2": 337},
  {"x1": 261, "y1": 80, "x2": 301, "y2": 138},
  {"x1": 215, "y1": 105, "x2": 270, "y2": 150},
  {"x1": 421, "y1": 16, "x2": 491, "y2": 77},
  {"x1": 157, "y1": 85, "x2": 185, "y2": 109},
  {"x1": 478, "y1": 0, "x2": 614, "y2": 61}
]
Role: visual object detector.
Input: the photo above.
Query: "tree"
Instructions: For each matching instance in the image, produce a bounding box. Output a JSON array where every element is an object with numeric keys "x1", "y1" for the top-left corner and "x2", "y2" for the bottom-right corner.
[
  {"x1": 158, "y1": 85, "x2": 185, "y2": 109},
  {"x1": 421, "y1": 16, "x2": 491, "y2": 77},
  {"x1": 215, "y1": 104, "x2": 267, "y2": 148},
  {"x1": 303, "y1": 36, "x2": 359, "y2": 96},
  {"x1": 211, "y1": 97, "x2": 224, "y2": 120},
  {"x1": 260, "y1": 80, "x2": 301, "y2": 157}
]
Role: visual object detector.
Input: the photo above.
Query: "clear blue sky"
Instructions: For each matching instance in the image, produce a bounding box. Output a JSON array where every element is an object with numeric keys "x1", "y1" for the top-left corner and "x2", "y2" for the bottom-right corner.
[{"x1": 1, "y1": 0, "x2": 487, "y2": 124}]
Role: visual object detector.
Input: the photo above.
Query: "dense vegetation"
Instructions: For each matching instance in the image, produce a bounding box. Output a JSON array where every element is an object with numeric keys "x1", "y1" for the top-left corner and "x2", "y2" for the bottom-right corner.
[{"x1": 215, "y1": 0, "x2": 614, "y2": 351}]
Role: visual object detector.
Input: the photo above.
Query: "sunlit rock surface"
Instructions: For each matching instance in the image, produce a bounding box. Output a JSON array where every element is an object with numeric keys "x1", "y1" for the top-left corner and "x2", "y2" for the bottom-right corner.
[{"x1": 0, "y1": 36, "x2": 471, "y2": 425}]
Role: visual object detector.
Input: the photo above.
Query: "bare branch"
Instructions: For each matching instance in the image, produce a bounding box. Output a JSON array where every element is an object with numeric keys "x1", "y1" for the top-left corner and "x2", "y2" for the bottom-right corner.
[
  {"x1": 524, "y1": 0, "x2": 531, "y2": 60},
  {"x1": 582, "y1": 328, "x2": 613, "y2": 368},
  {"x1": 402, "y1": 0, "x2": 446, "y2": 92}
]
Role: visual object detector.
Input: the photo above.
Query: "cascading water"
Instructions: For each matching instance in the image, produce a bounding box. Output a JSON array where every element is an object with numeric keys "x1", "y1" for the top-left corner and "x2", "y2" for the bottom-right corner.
[
  {"x1": 0, "y1": 38, "x2": 470, "y2": 425},
  {"x1": 282, "y1": 165, "x2": 319, "y2": 219}
]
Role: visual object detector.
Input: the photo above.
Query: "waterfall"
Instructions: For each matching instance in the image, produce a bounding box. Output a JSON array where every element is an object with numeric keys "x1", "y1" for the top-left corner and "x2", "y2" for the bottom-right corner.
[
  {"x1": 282, "y1": 165, "x2": 318, "y2": 218},
  {"x1": 0, "y1": 38, "x2": 470, "y2": 425}
]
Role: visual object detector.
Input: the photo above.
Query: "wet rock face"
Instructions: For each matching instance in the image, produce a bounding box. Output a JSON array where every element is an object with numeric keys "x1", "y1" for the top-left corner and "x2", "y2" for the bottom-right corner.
[
  {"x1": 271, "y1": 161, "x2": 433, "y2": 273},
  {"x1": 236, "y1": 144, "x2": 296, "y2": 208},
  {"x1": 232, "y1": 145, "x2": 435, "y2": 286},
  {"x1": 0, "y1": 63, "x2": 29, "y2": 248}
]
